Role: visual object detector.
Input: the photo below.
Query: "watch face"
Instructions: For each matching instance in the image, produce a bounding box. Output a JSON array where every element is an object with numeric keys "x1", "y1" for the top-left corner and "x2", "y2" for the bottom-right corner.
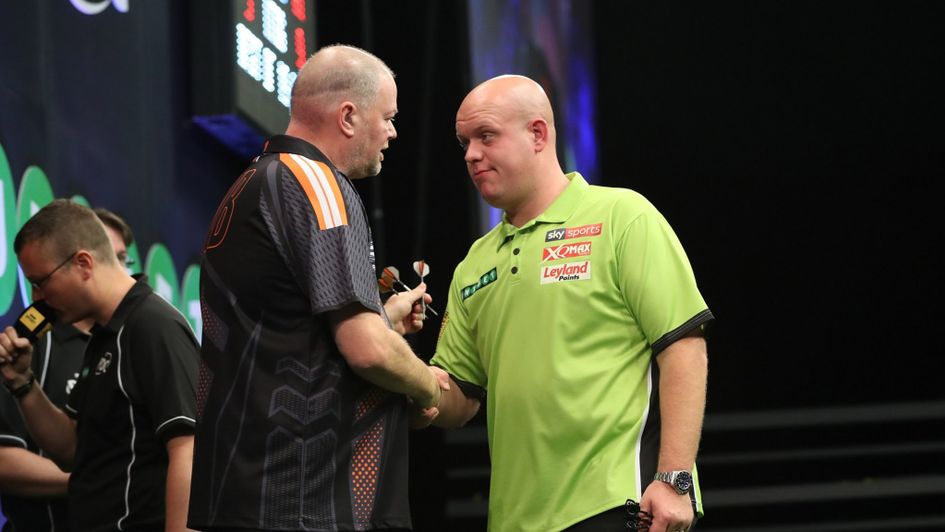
[{"x1": 674, "y1": 471, "x2": 693, "y2": 492}]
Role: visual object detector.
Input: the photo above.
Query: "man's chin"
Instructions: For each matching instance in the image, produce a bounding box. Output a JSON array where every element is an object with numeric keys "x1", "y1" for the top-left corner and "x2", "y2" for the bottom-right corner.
[{"x1": 348, "y1": 163, "x2": 382, "y2": 180}]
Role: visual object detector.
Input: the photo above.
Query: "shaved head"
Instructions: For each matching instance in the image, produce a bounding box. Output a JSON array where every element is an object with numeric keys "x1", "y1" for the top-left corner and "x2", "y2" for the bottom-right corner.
[{"x1": 458, "y1": 75, "x2": 556, "y2": 132}]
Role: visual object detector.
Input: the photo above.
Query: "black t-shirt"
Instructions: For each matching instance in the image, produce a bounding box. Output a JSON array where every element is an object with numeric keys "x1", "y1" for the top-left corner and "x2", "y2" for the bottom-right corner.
[
  {"x1": 64, "y1": 279, "x2": 200, "y2": 531},
  {"x1": 0, "y1": 323, "x2": 88, "y2": 532},
  {"x1": 189, "y1": 135, "x2": 411, "y2": 531}
]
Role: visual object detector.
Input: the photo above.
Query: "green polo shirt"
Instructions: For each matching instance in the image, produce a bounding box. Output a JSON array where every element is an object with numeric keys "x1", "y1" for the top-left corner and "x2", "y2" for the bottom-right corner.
[{"x1": 432, "y1": 173, "x2": 712, "y2": 531}]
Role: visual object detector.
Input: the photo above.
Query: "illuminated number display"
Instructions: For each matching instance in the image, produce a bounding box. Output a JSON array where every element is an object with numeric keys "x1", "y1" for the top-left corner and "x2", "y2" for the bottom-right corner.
[
  {"x1": 236, "y1": 0, "x2": 309, "y2": 108},
  {"x1": 191, "y1": 1, "x2": 315, "y2": 156}
]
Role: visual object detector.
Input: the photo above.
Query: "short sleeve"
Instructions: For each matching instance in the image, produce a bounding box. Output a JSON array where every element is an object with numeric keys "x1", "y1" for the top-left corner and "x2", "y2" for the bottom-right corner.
[
  {"x1": 431, "y1": 263, "x2": 488, "y2": 398},
  {"x1": 260, "y1": 157, "x2": 381, "y2": 317},
  {"x1": 123, "y1": 301, "x2": 200, "y2": 442},
  {"x1": 615, "y1": 199, "x2": 712, "y2": 355}
]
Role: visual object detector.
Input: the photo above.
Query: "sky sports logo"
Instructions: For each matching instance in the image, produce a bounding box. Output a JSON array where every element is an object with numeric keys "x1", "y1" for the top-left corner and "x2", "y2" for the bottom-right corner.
[
  {"x1": 544, "y1": 223, "x2": 602, "y2": 242},
  {"x1": 540, "y1": 261, "x2": 592, "y2": 284},
  {"x1": 542, "y1": 241, "x2": 592, "y2": 262}
]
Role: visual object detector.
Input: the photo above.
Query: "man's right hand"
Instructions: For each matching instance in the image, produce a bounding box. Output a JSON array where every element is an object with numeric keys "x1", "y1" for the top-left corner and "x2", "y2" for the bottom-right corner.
[
  {"x1": 409, "y1": 366, "x2": 451, "y2": 429},
  {"x1": 0, "y1": 326, "x2": 35, "y2": 388}
]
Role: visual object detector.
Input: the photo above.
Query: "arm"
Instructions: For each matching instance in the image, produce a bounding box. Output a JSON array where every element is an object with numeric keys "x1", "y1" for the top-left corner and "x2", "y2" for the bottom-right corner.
[
  {"x1": 331, "y1": 305, "x2": 440, "y2": 408},
  {"x1": 0, "y1": 327, "x2": 78, "y2": 466},
  {"x1": 0, "y1": 446, "x2": 69, "y2": 497},
  {"x1": 641, "y1": 330, "x2": 708, "y2": 532},
  {"x1": 164, "y1": 434, "x2": 196, "y2": 532}
]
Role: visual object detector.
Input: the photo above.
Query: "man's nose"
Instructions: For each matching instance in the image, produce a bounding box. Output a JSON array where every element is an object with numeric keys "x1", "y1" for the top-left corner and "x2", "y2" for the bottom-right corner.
[
  {"x1": 464, "y1": 143, "x2": 481, "y2": 163},
  {"x1": 30, "y1": 286, "x2": 45, "y2": 302}
]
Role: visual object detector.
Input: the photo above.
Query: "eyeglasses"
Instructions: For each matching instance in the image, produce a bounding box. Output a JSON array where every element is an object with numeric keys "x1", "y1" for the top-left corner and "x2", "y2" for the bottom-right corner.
[{"x1": 29, "y1": 252, "x2": 77, "y2": 291}]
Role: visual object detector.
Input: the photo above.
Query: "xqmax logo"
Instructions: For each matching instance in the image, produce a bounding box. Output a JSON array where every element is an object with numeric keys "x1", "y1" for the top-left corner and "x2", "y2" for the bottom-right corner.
[
  {"x1": 542, "y1": 241, "x2": 592, "y2": 262},
  {"x1": 545, "y1": 223, "x2": 602, "y2": 242}
]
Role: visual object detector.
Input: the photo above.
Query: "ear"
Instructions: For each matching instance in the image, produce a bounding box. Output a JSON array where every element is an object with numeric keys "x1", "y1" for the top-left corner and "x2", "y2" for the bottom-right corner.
[
  {"x1": 529, "y1": 119, "x2": 550, "y2": 152},
  {"x1": 74, "y1": 250, "x2": 95, "y2": 280},
  {"x1": 337, "y1": 101, "x2": 358, "y2": 138}
]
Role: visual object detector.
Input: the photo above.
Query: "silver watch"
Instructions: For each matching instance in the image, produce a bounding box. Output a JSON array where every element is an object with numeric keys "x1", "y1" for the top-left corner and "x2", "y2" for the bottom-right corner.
[{"x1": 654, "y1": 470, "x2": 693, "y2": 495}]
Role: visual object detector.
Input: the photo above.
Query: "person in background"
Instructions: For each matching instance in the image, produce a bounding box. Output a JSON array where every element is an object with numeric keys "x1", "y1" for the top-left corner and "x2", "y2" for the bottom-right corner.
[
  {"x1": 0, "y1": 206, "x2": 136, "y2": 532},
  {"x1": 0, "y1": 200, "x2": 199, "y2": 531},
  {"x1": 426, "y1": 75, "x2": 712, "y2": 532}
]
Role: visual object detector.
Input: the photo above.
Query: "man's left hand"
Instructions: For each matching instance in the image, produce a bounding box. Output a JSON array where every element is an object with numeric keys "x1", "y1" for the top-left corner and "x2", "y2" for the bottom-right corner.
[
  {"x1": 384, "y1": 283, "x2": 432, "y2": 335},
  {"x1": 640, "y1": 480, "x2": 694, "y2": 532}
]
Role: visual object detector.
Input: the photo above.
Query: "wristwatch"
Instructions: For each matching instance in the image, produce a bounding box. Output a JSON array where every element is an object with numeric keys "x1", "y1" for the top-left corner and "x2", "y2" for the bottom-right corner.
[
  {"x1": 5, "y1": 372, "x2": 35, "y2": 400},
  {"x1": 654, "y1": 470, "x2": 693, "y2": 495}
]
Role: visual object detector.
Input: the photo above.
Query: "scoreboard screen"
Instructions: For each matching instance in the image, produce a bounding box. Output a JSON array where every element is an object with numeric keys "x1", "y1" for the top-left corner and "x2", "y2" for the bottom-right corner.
[{"x1": 191, "y1": 0, "x2": 315, "y2": 157}]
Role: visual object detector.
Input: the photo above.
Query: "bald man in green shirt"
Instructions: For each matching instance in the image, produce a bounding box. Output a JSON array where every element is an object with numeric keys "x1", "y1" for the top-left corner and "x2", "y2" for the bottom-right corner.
[{"x1": 425, "y1": 75, "x2": 713, "y2": 532}]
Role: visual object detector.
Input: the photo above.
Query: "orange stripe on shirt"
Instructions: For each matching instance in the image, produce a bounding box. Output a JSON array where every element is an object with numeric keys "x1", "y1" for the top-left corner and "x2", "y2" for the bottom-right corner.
[
  {"x1": 314, "y1": 161, "x2": 348, "y2": 226},
  {"x1": 296, "y1": 155, "x2": 347, "y2": 228},
  {"x1": 280, "y1": 153, "x2": 327, "y2": 230}
]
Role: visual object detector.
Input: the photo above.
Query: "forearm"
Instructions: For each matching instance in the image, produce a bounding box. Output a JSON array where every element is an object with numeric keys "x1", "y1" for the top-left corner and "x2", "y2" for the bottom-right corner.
[
  {"x1": 0, "y1": 446, "x2": 69, "y2": 497},
  {"x1": 333, "y1": 309, "x2": 439, "y2": 408},
  {"x1": 350, "y1": 330, "x2": 439, "y2": 408},
  {"x1": 431, "y1": 377, "x2": 480, "y2": 427},
  {"x1": 165, "y1": 435, "x2": 196, "y2": 532},
  {"x1": 15, "y1": 385, "x2": 77, "y2": 466},
  {"x1": 655, "y1": 335, "x2": 708, "y2": 471}
]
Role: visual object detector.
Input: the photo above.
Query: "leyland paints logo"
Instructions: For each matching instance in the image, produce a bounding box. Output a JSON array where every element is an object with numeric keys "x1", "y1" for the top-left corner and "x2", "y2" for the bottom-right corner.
[{"x1": 541, "y1": 261, "x2": 591, "y2": 284}]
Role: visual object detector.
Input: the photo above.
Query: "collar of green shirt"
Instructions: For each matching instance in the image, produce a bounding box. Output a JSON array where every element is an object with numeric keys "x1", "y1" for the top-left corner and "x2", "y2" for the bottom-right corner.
[{"x1": 497, "y1": 171, "x2": 589, "y2": 249}]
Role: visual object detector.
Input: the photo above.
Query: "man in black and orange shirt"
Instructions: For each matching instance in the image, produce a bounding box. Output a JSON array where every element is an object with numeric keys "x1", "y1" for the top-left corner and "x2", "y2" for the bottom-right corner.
[{"x1": 189, "y1": 45, "x2": 443, "y2": 531}]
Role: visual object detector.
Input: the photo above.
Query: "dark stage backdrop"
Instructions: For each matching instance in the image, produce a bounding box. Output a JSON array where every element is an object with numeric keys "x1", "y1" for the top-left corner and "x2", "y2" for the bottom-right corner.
[
  {"x1": 595, "y1": 1, "x2": 944, "y2": 412},
  {"x1": 0, "y1": 1, "x2": 249, "y2": 338}
]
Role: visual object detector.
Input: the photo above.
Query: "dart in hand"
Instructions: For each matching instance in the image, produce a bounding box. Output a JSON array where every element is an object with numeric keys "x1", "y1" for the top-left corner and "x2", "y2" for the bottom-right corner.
[
  {"x1": 378, "y1": 265, "x2": 439, "y2": 317},
  {"x1": 412, "y1": 260, "x2": 431, "y2": 317}
]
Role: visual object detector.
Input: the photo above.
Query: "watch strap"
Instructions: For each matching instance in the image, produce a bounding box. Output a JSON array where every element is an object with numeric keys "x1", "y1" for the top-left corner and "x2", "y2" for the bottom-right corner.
[{"x1": 6, "y1": 372, "x2": 35, "y2": 399}]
